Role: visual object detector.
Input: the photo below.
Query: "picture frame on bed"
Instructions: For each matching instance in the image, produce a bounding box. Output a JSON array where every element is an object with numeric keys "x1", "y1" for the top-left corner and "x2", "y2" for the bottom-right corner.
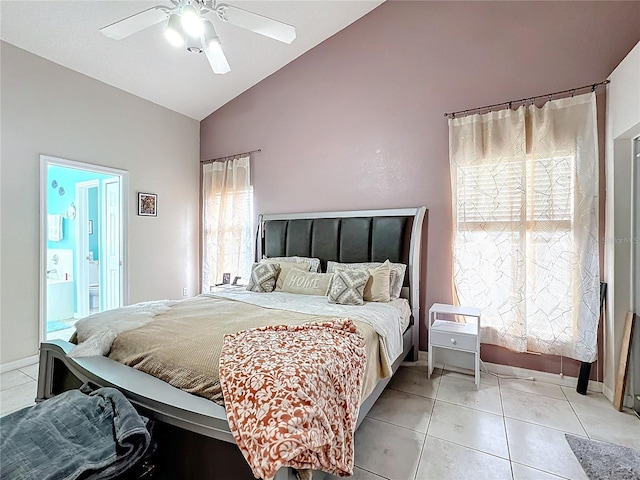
[{"x1": 137, "y1": 192, "x2": 157, "y2": 217}]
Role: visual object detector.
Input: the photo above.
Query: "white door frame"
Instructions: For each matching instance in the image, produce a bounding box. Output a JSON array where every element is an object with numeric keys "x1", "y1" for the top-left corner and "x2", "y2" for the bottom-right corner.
[{"x1": 39, "y1": 155, "x2": 129, "y2": 343}]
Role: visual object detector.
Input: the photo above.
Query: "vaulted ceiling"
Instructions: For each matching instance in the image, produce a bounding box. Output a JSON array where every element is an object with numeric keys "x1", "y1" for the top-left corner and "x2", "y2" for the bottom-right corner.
[{"x1": 0, "y1": 1, "x2": 384, "y2": 120}]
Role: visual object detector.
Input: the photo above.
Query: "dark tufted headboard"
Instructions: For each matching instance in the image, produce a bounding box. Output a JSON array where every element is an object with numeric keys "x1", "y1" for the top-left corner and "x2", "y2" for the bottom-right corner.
[
  {"x1": 262, "y1": 216, "x2": 409, "y2": 276},
  {"x1": 257, "y1": 207, "x2": 427, "y2": 361}
]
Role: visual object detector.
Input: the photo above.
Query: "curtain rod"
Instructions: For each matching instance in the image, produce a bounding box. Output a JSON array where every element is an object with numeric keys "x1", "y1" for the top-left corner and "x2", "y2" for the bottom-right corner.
[
  {"x1": 200, "y1": 149, "x2": 262, "y2": 165},
  {"x1": 444, "y1": 80, "x2": 610, "y2": 119}
]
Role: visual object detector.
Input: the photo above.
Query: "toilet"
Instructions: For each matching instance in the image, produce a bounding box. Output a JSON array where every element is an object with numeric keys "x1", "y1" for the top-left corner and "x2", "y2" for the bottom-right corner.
[{"x1": 89, "y1": 261, "x2": 100, "y2": 311}]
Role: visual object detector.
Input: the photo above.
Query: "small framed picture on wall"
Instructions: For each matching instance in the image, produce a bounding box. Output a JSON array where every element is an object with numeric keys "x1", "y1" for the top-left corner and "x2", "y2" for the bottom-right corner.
[{"x1": 138, "y1": 192, "x2": 157, "y2": 217}]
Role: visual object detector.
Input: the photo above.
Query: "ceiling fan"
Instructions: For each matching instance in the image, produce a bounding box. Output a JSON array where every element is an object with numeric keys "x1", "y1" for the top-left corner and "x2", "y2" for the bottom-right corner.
[{"x1": 100, "y1": 0, "x2": 296, "y2": 75}]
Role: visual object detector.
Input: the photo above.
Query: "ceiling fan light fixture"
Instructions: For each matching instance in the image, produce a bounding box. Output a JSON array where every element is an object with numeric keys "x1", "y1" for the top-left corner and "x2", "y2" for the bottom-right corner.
[
  {"x1": 202, "y1": 20, "x2": 220, "y2": 49},
  {"x1": 201, "y1": 20, "x2": 229, "y2": 74},
  {"x1": 180, "y1": 4, "x2": 203, "y2": 38},
  {"x1": 204, "y1": 42, "x2": 231, "y2": 75},
  {"x1": 216, "y1": 3, "x2": 296, "y2": 44},
  {"x1": 164, "y1": 14, "x2": 185, "y2": 47},
  {"x1": 101, "y1": 1, "x2": 296, "y2": 77}
]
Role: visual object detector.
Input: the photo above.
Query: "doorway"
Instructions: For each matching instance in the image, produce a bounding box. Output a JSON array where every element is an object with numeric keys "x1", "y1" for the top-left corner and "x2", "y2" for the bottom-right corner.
[{"x1": 40, "y1": 155, "x2": 128, "y2": 342}]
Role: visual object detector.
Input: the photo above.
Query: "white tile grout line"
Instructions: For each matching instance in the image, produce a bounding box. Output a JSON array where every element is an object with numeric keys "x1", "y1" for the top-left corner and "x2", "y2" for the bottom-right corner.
[
  {"x1": 387, "y1": 380, "x2": 439, "y2": 399},
  {"x1": 0, "y1": 379, "x2": 37, "y2": 393},
  {"x1": 355, "y1": 416, "x2": 426, "y2": 480},
  {"x1": 425, "y1": 429, "x2": 511, "y2": 461},
  {"x1": 563, "y1": 387, "x2": 591, "y2": 439},
  {"x1": 354, "y1": 466, "x2": 389, "y2": 480},
  {"x1": 388, "y1": 370, "x2": 590, "y2": 439},
  {"x1": 378, "y1": 365, "x2": 621, "y2": 479},
  {"x1": 1, "y1": 362, "x2": 39, "y2": 375},
  {"x1": 503, "y1": 417, "x2": 589, "y2": 439},
  {"x1": 367, "y1": 368, "x2": 589, "y2": 479},
  {"x1": 495, "y1": 381, "x2": 594, "y2": 438},
  {"x1": 497, "y1": 375, "x2": 515, "y2": 480},
  {"x1": 18, "y1": 369, "x2": 39, "y2": 381},
  {"x1": 0, "y1": 382, "x2": 37, "y2": 417},
  {"x1": 364, "y1": 414, "x2": 430, "y2": 436},
  {"x1": 431, "y1": 399, "x2": 506, "y2": 430},
  {"x1": 497, "y1": 378, "x2": 569, "y2": 401},
  {"x1": 431, "y1": 397, "x2": 502, "y2": 417},
  {"x1": 510, "y1": 461, "x2": 572, "y2": 480},
  {"x1": 411, "y1": 367, "x2": 442, "y2": 480},
  {"x1": 0, "y1": 375, "x2": 34, "y2": 392}
]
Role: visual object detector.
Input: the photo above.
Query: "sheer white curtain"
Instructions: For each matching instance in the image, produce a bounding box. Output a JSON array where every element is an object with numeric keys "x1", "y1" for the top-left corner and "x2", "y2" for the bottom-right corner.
[
  {"x1": 449, "y1": 93, "x2": 600, "y2": 362},
  {"x1": 202, "y1": 155, "x2": 253, "y2": 293}
]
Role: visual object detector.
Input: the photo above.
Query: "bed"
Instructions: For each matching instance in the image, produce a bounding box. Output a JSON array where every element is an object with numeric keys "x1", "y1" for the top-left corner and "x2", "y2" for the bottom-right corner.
[{"x1": 36, "y1": 206, "x2": 427, "y2": 480}]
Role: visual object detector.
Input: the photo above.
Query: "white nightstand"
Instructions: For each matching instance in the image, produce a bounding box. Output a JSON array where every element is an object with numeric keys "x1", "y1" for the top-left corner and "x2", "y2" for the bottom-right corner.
[
  {"x1": 209, "y1": 284, "x2": 245, "y2": 293},
  {"x1": 428, "y1": 303, "x2": 481, "y2": 389}
]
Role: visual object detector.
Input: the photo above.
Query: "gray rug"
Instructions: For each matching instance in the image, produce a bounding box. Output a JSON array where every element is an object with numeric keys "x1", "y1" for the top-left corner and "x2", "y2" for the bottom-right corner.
[{"x1": 566, "y1": 434, "x2": 640, "y2": 480}]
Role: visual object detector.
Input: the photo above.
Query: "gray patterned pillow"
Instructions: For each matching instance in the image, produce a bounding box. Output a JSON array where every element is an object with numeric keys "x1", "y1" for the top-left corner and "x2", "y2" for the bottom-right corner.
[
  {"x1": 327, "y1": 260, "x2": 407, "y2": 299},
  {"x1": 262, "y1": 255, "x2": 321, "y2": 273},
  {"x1": 246, "y1": 262, "x2": 280, "y2": 293},
  {"x1": 328, "y1": 269, "x2": 369, "y2": 306}
]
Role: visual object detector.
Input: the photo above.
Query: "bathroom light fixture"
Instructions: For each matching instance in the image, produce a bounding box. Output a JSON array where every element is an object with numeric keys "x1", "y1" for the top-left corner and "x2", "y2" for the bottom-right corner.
[{"x1": 100, "y1": 0, "x2": 296, "y2": 75}]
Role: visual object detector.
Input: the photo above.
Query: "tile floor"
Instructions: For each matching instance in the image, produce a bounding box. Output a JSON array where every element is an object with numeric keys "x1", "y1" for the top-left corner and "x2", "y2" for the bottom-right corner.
[
  {"x1": 349, "y1": 365, "x2": 639, "y2": 480},
  {"x1": 1, "y1": 362, "x2": 638, "y2": 480},
  {"x1": 0, "y1": 363, "x2": 39, "y2": 418}
]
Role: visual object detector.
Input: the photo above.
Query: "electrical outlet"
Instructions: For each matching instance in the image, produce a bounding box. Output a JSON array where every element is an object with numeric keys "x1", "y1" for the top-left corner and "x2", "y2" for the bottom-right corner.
[{"x1": 182, "y1": 287, "x2": 188, "y2": 297}]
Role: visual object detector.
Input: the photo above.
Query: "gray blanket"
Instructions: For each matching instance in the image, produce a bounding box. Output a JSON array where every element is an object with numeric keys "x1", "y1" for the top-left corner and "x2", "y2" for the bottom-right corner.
[{"x1": 0, "y1": 387, "x2": 151, "y2": 480}]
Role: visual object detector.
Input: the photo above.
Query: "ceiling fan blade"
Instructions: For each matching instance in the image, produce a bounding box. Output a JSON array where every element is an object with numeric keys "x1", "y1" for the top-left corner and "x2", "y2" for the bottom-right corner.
[
  {"x1": 216, "y1": 4, "x2": 296, "y2": 44},
  {"x1": 100, "y1": 7, "x2": 168, "y2": 40},
  {"x1": 204, "y1": 42, "x2": 231, "y2": 75}
]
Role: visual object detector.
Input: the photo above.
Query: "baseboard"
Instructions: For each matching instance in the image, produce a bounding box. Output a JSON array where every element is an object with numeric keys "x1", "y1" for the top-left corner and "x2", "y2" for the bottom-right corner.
[
  {"x1": 602, "y1": 383, "x2": 635, "y2": 409},
  {"x1": 0, "y1": 355, "x2": 39, "y2": 374},
  {"x1": 483, "y1": 361, "x2": 604, "y2": 392},
  {"x1": 414, "y1": 350, "x2": 603, "y2": 392}
]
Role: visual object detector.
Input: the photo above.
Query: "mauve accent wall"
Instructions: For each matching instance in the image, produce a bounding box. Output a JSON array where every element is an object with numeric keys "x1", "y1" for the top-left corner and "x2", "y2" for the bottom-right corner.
[{"x1": 201, "y1": 1, "x2": 640, "y2": 374}]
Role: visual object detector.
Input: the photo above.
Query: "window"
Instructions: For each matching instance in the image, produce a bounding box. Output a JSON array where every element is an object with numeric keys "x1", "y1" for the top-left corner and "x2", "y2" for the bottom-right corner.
[
  {"x1": 201, "y1": 156, "x2": 253, "y2": 292},
  {"x1": 449, "y1": 94, "x2": 600, "y2": 362}
]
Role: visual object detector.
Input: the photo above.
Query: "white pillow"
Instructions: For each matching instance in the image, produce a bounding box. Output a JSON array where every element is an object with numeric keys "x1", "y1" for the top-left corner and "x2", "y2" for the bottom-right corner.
[
  {"x1": 262, "y1": 255, "x2": 321, "y2": 273},
  {"x1": 261, "y1": 259, "x2": 310, "y2": 291},
  {"x1": 281, "y1": 270, "x2": 334, "y2": 296}
]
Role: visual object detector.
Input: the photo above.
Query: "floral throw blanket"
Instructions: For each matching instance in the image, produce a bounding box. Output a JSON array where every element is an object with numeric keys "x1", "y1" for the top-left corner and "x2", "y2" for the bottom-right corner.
[{"x1": 219, "y1": 319, "x2": 366, "y2": 480}]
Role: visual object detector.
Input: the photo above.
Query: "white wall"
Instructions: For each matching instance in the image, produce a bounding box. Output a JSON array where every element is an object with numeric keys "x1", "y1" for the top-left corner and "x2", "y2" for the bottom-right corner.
[
  {"x1": 0, "y1": 43, "x2": 200, "y2": 365},
  {"x1": 604, "y1": 41, "x2": 640, "y2": 404}
]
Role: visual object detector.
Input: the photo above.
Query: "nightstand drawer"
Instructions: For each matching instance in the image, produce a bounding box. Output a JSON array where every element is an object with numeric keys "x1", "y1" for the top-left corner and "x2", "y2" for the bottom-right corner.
[{"x1": 430, "y1": 326, "x2": 477, "y2": 351}]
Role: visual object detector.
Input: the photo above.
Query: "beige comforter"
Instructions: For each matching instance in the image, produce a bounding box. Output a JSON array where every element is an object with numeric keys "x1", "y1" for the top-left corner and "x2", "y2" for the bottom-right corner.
[{"x1": 108, "y1": 295, "x2": 387, "y2": 404}]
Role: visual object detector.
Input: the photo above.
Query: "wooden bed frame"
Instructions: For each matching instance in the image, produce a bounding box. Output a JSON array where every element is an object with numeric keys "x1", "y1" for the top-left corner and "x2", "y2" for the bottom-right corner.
[{"x1": 37, "y1": 206, "x2": 427, "y2": 480}]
